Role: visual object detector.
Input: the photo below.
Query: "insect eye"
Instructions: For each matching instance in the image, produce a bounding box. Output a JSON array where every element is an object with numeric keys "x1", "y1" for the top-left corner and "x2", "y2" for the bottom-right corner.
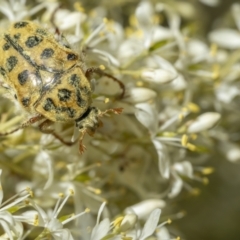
[{"x1": 67, "y1": 53, "x2": 77, "y2": 60}]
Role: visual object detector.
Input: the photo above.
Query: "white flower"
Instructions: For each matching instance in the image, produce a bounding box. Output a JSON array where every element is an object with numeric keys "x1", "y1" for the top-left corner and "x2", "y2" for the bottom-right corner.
[
  {"x1": 25, "y1": 189, "x2": 89, "y2": 240},
  {"x1": 0, "y1": 170, "x2": 31, "y2": 240},
  {"x1": 0, "y1": 0, "x2": 45, "y2": 22}
]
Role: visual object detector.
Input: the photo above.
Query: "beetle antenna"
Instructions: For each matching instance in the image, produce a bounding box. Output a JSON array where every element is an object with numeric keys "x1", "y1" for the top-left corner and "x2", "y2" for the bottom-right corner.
[
  {"x1": 85, "y1": 67, "x2": 125, "y2": 99},
  {"x1": 39, "y1": 119, "x2": 78, "y2": 146},
  {"x1": 0, "y1": 115, "x2": 44, "y2": 136}
]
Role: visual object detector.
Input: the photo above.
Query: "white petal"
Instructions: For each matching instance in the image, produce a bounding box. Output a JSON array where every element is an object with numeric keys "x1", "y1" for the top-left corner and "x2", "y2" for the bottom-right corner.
[
  {"x1": 52, "y1": 229, "x2": 74, "y2": 240},
  {"x1": 226, "y1": 147, "x2": 240, "y2": 163},
  {"x1": 152, "y1": 26, "x2": 173, "y2": 42},
  {"x1": 232, "y1": 3, "x2": 240, "y2": 31},
  {"x1": 173, "y1": 161, "x2": 193, "y2": 178},
  {"x1": 118, "y1": 39, "x2": 144, "y2": 62},
  {"x1": 135, "y1": 103, "x2": 158, "y2": 135},
  {"x1": 96, "y1": 202, "x2": 107, "y2": 226},
  {"x1": 90, "y1": 49, "x2": 120, "y2": 67},
  {"x1": 170, "y1": 74, "x2": 187, "y2": 91},
  {"x1": 0, "y1": 211, "x2": 15, "y2": 227},
  {"x1": 152, "y1": 140, "x2": 170, "y2": 179},
  {"x1": 16, "y1": 210, "x2": 38, "y2": 225},
  {"x1": 0, "y1": 219, "x2": 13, "y2": 240},
  {"x1": 222, "y1": 63, "x2": 240, "y2": 81},
  {"x1": 11, "y1": 221, "x2": 23, "y2": 239},
  {"x1": 48, "y1": 218, "x2": 63, "y2": 231},
  {"x1": 125, "y1": 200, "x2": 165, "y2": 219},
  {"x1": 187, "y1": 112, "x2": 221, "y2": 133},
  {"x1": 27, "y1": 199, "x2": 47, "y2": 226},
  {"x1": 139, "y1": 209, "x2": 161, "y2": 240},
  {"x1": 126, "y1": 88, "x2": 156, "y2": 103},
  {"x1": 215, "y1": 84, "x2": 240, "y2": 103},
  {"x1": 141, "y1": 68, "x2": 177, "y2": 83},
  {"x1": 199, "y1": 0, "x2": 219, "y2": 6},
  {"x1": 209, "y1": 29, "x2": 240, "y2": 49},
  {"x1": 168, "y1": 173, "x2": 183, "y2": 198},
  {"x1": 119, "y1": 214, "x2": 138, "y2": 232},
  {"x1": 187, "y1": 39, "x2": 209, "y2": 62},
  {"x1": 91, "y1": 218, "x2": 110, "y2": 240},
  {"x1": 34, "y1": 151, "x2": 54, "y2": 190},
  {"x1": 55, "y1": 10, "x2": 86, "y2": 30},
  {"x1": 156, "y1": 226, "x2": 171, "y2": 239},
  {"x1": 135, "y1": 1, "x2": 154, "y2": 27}
]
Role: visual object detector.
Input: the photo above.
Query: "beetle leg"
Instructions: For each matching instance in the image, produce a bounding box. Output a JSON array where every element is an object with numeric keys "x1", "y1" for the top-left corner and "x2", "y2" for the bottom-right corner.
[
  {"x1": 79, "y1": 130, "x2": 87, "y2": 154},
  {"x1": 85, "y1": 67, "x2": 125, "y2": 99},
  {"x1": 99, "y1": 107, "x2": 123, "y2": 116},
  {"x1": 39, "y1": 119, "x2": 77, "y2": 146},
  {"x1": 0, "y1": 114, "x2": 44, "y2": 136}
]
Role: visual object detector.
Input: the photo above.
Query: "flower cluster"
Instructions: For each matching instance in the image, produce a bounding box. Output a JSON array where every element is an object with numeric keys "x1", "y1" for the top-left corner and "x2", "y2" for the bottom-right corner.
[{"x1": 0, "y1": 0, "x2": 238, "y2": 239}]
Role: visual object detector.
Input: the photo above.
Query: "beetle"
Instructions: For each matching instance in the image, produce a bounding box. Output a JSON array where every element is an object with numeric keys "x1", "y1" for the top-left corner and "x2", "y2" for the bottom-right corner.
[{"x1": 0, "y1": 21, "x2": 124, "y2": 153}]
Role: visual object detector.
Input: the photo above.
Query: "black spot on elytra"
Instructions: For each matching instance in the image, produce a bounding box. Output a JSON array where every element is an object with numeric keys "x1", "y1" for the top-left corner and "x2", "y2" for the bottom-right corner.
[
  {"x1": 67, "y1": 53, "x2": 77, "y2": 60},
  {"x1": 76, "y1": 89, "x2": 86, "y2": 107},
  {"x1": 18, "y1": 70, "x2": 29, "y2": 85},
  {"x1": 14, "y1": 94, "x2": 17, "y2": 99},
  {"x1": 68, "y1": 74, "x2": 80, "y2": 86},
  {"x1": 36, "y1": 28, "x2": 47, "y2": 35},
  {"x1": 21, "y1": 97, "x2": 30, "y2": 107},
  {"x1": 0, "y1": 67, "x2": 6, "y2": 76},
  {"x1": 6, "y1": 56, "x2": 18, "y2": 72},
  {"x1": 41, "y1": 48, "x2": 54, "y2": 59},
  {"x1": 56, "y1": 107, "x2": 76, "y2": 118},
  {"x1": 80, "y1": 86, "x2": 89, "y2": 95},
  {"x1": 58, "y1": 89, "x2": 72, "y2": 102},
  {"x1": 13, "y1": 33, "x2": 21, "y2": 39},
  {"x1": 67, "y1": 108, "x2": 76, "y2": 118},
  {"x1": 25, "y1": 35, "x2": 43, "y2": 48},
  {"x1": 2, "y1": 43, "x2": 10, "y2": 51},
  {"x1": 43, "y1": 98, "x2": 55, "y2": 111},
  {"x1": 14, "y1": 21, "x2": 28, "y2": 28}
]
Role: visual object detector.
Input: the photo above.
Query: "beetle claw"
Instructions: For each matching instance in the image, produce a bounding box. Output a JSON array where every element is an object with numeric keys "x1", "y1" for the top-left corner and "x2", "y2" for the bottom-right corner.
[{"x1": 79, "y1": 141, "x2": 86, "y2": 154}]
